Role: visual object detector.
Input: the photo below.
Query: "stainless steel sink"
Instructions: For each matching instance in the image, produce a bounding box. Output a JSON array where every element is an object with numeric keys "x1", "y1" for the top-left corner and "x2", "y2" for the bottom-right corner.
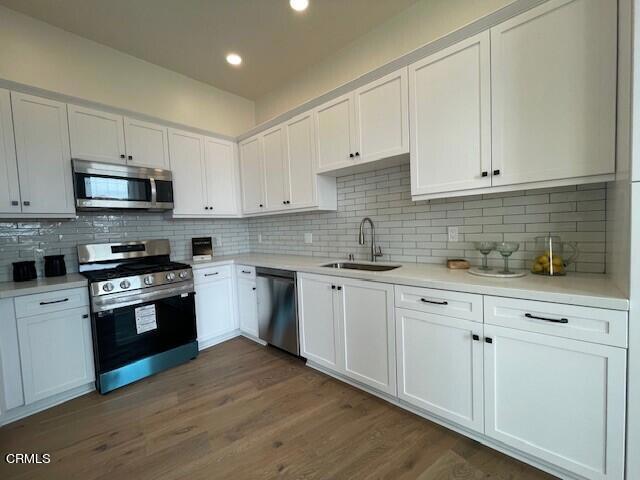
[{"x1": 321, "y1": 262, "x2": 400, "y2": 272}]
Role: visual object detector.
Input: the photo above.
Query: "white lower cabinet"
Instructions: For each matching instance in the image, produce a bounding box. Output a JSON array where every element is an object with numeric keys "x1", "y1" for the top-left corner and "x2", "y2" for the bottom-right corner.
[
  {"x1": 236, "y1": 266, "x2": 259, "y2": 338},
  {"x1": 298, "y1": 273, "x2": 396, "y2": 395},
  {"x1": 483, "y1": 324, "x2": 626, "y2": 480},
  {"x1": 396, "y1": 308, "x2": 484, "y2": 433},
  {"x1": 194, "y1": 266, "x2": 237, "y2": 349}
]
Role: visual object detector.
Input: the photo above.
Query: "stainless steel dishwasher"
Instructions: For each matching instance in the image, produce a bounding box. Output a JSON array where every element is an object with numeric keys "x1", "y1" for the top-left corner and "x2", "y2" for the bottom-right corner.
[{"x1": 256, "y1": 267, "x2": 299, "y2": 356}]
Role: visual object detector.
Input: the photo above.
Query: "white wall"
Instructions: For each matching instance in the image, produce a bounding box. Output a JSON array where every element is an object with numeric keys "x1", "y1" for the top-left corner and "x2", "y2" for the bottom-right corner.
[
  {"x1": 0, "y1": 6, "x2": 255, "y2": 137},
  {"x1": 255, "y1": 0, "x2": 513, "y2": 123}
]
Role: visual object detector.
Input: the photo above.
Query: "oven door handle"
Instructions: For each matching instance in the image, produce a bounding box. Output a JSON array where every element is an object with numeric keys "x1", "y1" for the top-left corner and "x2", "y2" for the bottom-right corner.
[{"x1": 92, "y1": 283, "x2": 194, "y2": 313}]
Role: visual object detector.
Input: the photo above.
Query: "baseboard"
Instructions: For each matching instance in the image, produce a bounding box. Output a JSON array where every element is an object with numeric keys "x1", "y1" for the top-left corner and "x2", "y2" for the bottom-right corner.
[
  {"x1": 240, "y1": 332, "x2": 267, "y2": 346},
  {"x1": 0, "y1": 383, "x2": 95, "y2": 427},
  {"x1": 198, "y1": 330, "x2": 241, "y2": 350},
  {"x1": 305, "y1": 361, "x2": 584, "y2": 480}
]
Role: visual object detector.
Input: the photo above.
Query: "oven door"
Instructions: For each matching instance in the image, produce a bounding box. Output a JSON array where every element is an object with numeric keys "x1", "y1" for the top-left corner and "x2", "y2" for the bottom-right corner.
[{"x1": 93, "y1": 292, "x2": 196, "y2": 375}]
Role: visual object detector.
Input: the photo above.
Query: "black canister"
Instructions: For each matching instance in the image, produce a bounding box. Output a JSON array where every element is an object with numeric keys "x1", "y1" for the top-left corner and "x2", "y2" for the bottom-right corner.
[
  {"x1": 12, "y1": 261, "x2": 37, "y2": 282},
  {"x1": 44, "y1": 255, "x2": 67, "y2": 278}
]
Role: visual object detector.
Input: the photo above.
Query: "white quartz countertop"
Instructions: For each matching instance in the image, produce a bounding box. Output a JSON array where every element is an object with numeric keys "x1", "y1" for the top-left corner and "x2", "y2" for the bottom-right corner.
[
  {"x1": 0, "y1": 273, "x2": 88, "y2": 300},
  {"x1": 190, "y1": 254, "x2": 629, "y2": 311}
]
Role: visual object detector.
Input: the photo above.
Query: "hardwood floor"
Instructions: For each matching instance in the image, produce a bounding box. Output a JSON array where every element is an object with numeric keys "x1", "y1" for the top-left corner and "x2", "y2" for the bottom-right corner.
[{"x1": 0, "y1": 337, "x2": 555, "y2": 479}]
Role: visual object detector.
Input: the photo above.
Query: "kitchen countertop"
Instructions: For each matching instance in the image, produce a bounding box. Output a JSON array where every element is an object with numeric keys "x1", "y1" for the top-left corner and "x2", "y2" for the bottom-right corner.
[
  {"x1": 191, "y1": 254, "x2": 630, "y2": 311},
  {"x1": 0, "y1": 273, "x2": 88, "y2": 300}
]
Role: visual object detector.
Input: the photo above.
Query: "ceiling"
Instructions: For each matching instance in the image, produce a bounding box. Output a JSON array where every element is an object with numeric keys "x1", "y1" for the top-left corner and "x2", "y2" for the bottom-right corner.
[{"x1": 0, "y1": 0, "x2": 418, "y2": 100}]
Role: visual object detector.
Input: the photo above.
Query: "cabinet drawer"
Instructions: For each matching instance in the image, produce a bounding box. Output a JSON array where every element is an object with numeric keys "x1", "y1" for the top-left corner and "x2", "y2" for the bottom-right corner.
[
  {"x1": 194, "y1": 265, "x2": 232, "y2": 284},
  {"x1": 484, "y1": 296, "x2": 628, "y2": 347},
  {"x1": 236, "y1": 265, "x2": 256, "y2": 279},
  {"x1": 394, "y1": 285, "x2": 482, "y2": 322},
  {"x1": 14, "y1": 287, "x2": 89, "y2": 318}
]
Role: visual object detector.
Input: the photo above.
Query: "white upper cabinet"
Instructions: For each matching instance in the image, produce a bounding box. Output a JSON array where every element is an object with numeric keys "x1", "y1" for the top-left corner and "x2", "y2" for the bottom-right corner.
[
  {"x1": 68, "y1": 104, "x2": 126, "y2": 164},
  {"x1": 353, "y1": 68, "x2": 409, "y2": 165},
  {"x1": 11, "y1": 92, "x2": 75, "y2": 215},
  {"x1": 484, "y1": 324, "x2": 626, "y2": 480},
  {"x1": 262, "y1": 126, "x2": 287, "y2": 210},
  {"x1": 490, "y1": 0, "x2": 616, "y2": 186},
  {"x1": 410, "y1": 32, "x2": 491, "y2": 196},
  {"x1": 314, "y1": 93, "x2": 355, "y2": 173},
  {"x1": 204, "y1": 136, "x2": 239, "y2": 216},
  {"x1": 0, "y1": 89, "x2": 20, "y2": 215},
  {"x1": 168, "y1": 128, "x2": 207, "y2": 216},
  {"x1": 239, "y1": 135, "x2": 265, "y2": 214},
  {"x1": 123, "y1": 117, "x2": 170, "y2": 169},
  {"x1": 285, "y1": 112, "x2": 316, "y2": 208}
]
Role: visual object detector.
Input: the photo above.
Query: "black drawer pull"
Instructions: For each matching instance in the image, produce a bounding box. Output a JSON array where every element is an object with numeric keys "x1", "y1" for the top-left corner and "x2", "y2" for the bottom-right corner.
[
  {"x1": 40, "y1": 298, "x2": 69, "y2": 305},
  {"x1": 204, "y1": 272, "x2": 219, "y2": 277},
  {"x1": 420, "y1": 298, "x2": 448, "y2": 306},
  {"x1": 241, "y1": 270, "x2": 251, "y2": 274},
  {"x1": 525, "y1": 313, "x2": 568, "y2": 324}
]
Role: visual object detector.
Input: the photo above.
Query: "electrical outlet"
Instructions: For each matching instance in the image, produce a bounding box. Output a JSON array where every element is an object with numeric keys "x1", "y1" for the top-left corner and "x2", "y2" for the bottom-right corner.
[
  {"x1": 258, "y1": 233, "x2": 262, "y2": 244},
  {"x1": 304, "y1": 232, "x2": 313, "y2": 244},
  {"x1": 447, "y1": 226, "x2": 459, "y2": 242}
]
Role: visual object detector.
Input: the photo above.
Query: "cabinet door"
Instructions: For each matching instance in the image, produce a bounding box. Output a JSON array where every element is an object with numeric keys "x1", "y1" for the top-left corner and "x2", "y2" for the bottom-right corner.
[
  {"x1": 124, "y1": 117, "x2": 170, "y2": 169},
  {"x1": 239, "y1": 136, "x2": 265, "y2": 214},
  {"x1": 484, "y1": 325, "x2": 625, "y2": 480},
  {"x1": 396, "y1": 308, "x2": 484, "y2": 432},
  {"x1": 11, "y1": 92, "x2": 75, "y2": 215},
  {"x1": 354, "y1": 68, "x2": 409, "y2": 165},
  {"x1": 168, "y1": 128, "x2": 207, "y2": 216},
  {"x1": 409, "y1": 32, "x2": 491, "y2": 196},
  {"x1": 491, "y1": 0, "x2": 616, "y2": 186},
  {"x1": 262, "y1": 126, "x2": 287, "y2": 210},
  {"x1": 17, "y1": 307, "x2": 94, "y2": 404},
  {"x1": 0, "y1": 299, "x2": 24, "y2": 411},
  {"x1": 298, "y1": 274, "x2": 340, "y2": 371},
  {"x1": 337, "y1": 278, "x2": 396, "y2": 395},
  {"x1": 0, "y1": 89, "x2": 20, "y2": 214},
  {"x1": 285, "y1": 113, "x2": 316, "y2": 208},
  {"x1": 314, "y1": 94, "x2": 355, "y2": 173},
  {"x1": 204, "y1": 136, "x2": 239, "y2": 215},
  {"x1": 68, "y1": 104, "x2": 126, "y2": 164},
  {"x1": 195, "y1": 277, "x2": 236, "y2": 347},
  {"x1": 237, "y1": 277, "x2": 258, "y2": 338}
]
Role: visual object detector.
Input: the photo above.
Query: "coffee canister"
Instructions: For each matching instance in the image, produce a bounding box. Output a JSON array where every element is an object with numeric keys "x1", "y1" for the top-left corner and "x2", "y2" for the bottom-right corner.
[
  {"x1": 44, "y1": 255, "x2": 67, "y2": 277},
  {"x1": 12, "y1": 261, "x2": 37, "y2": 282}
]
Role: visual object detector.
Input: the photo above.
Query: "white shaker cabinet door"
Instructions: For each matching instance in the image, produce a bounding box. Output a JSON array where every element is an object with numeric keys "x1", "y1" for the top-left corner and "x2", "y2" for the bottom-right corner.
[
  {"x1": 483, "y1": 325, "x2": 626, "y2": 480},
  {"x1": 124, "y1": 117, "x2": 170, "y2": 169},
  {"x1": 195, "y1": 276, "x2": 236, "y2": 347},
  {"x1": 68, "y1": 104, "x2": 126, "y2": 164},
  {"x1": 285, "y1": 113, "x2": 316, "y2": 209},
  {"x1": 239, "y1": 136, "x2": 265, "y2": 214},
  {"x1": 298, "y1": 274, "x2": 340, "y2": 371},
  {"x1": 168, "y1": 128, "x2": 207, "y2": 216},
  {"x1": 490, "y1": 0, "x2": 616, "y2": 186},
  {"x1": 11, "y1": 92, "x2": 75, "y2": 215},
  {"x1": 17, "y1": 307, "x2": 94, "y2": 404},
  {"x1": 337, "y1": 278, "x2": 396, "y2": 395},
  {"x1": 396, "y1": 308, "x2": 484, "y2": 433},
  {"x1": 237, "y1": 277, "x2": 259, "y2": 338},
  {"x1": 204, "y1": 136, "x2": 239, "y2": 216},
  {"x1": 314, "y1": 94, "x2": 355, "y2": 173},
  {"x1": 262, "y1": 126, "x2": 287, "y2": 210},
  {"x1": 409, "y1": 32, "x2": 491, "y2": 196},
  {"x1": 0, "y1": 89, "x2": 20, "y2": 214},
  {"x1": 353, "y1": 67, "x2": 409, "y2": 165}
]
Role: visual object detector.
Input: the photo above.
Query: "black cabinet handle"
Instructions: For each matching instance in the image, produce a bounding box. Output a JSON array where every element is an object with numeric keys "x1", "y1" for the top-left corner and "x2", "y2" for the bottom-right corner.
[
  {"x1": 525, "y1": 313, "x2": 568, "y2": 324},
  {"x1": 331, "y1": 285, "x2": 336, "y2": 289},
  {"x1": 493, "y1": 169, "x2": 500, "y2": 175},
  {"x1": 349, "y1": 153, "x2": 354, "y2": 158},
  {"x1": 82, "y1": 314, "x2": 89, "y2": 319},
  {"x1": 40, "y1": 298, "x2": 69, "y2": 305},
  {"x1": 204, "y1": 272, "x2": 219, "y2": 277},
  {"x1": 128, "y1": 155, "x2": 133, "y2": 160},
  {"x1": 23, "y1": 201, "x2": 30, "y2": 206},
  {"x1": 252, "y1": 287, "x2": 256, "y2": 291},
  {"x1": 259, "y1": 204, "x2": 263, "y2": 208},
  {"x1": 11, "y1": 200, "x2": 19, "y2": 206},
  {"x1": 355, "y1": 152, "x2": 360, "y2": 157},
  {"x1": 485, "y1": 337, "x2": 493, "y2": 344},
  {"x1": 286, "y1": 201, "x2": 290, "y2": 204},
  {"x1": 337, "y1": 286, "x2": 342, "y2": 291},
  {"x1": 120, "y1": 154, "x2": 126, "y2": 159},
  {"x1": 420, "y1": 298, "x2": 448, "y2": 305},
  {"x1": 472, "y1": 334, "x2": 480, "y2": 341},
  {"x1": 481, "y1": 171, "x2": 488, "y2": 177},
  {"x1": 241, "y1": 270, "x2": 251, "y2": 274}
]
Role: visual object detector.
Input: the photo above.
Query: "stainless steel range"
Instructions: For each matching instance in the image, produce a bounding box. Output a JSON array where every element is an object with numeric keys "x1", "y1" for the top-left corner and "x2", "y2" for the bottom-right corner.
[{"x1": 78, "y1": 239, "x2": 197, "y2": 394}]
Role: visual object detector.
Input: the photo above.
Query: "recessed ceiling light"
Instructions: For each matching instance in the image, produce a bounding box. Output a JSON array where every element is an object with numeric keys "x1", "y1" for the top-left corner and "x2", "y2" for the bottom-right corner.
[
  {"x1": 226, "y1": 53, "x2": 242, "y2": 66},
  {"x1": 290, "y1": 0, "x2": 309, "y2": 12}
]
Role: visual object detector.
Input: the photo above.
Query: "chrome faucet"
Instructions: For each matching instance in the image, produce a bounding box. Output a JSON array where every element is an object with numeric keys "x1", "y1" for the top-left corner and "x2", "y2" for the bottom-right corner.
[{"x1": 358, "y1": 217, "x2": 383, "y2": 262}]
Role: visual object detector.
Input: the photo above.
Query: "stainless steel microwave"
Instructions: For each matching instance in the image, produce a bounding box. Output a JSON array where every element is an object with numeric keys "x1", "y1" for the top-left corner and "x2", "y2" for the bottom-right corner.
[{"x1": 72, "y1": 159, "x2": 174, "y2": 211}]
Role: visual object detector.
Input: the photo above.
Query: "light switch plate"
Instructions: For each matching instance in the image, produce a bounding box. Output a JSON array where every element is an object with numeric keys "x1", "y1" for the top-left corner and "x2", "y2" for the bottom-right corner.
[
  {"x1": 447, "y1": 226, "x2": 459, "y2": 242},
  {"x1": 304, "y1": 233, "x2": 313, "y2": 244}
]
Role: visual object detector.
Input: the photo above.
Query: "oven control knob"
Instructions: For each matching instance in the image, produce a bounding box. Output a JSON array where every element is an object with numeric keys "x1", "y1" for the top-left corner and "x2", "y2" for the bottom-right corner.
[
  {"x1": 166, "y1": 272, "x2": 176, "y2": 281},
  {"x1": 179, "y1": 271, "x2": 188, "y2": 279},
  {"x1": 103, "y1": 282, "x2": 114, "y2": 292},
  {"x1": 120, "y1": 280, "x2": 131, "y2": 289},
  {"x1": 144, "y1": 275, "x2": 154, "y2": 286}
]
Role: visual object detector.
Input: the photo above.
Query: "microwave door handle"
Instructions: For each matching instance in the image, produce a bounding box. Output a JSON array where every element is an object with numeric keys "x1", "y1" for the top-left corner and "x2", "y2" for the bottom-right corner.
[{"x1": 150, "y1": 177, "x2": 157, "y2": 205}]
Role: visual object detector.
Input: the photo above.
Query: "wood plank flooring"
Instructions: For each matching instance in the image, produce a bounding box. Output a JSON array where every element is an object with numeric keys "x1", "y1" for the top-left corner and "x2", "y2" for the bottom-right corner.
[{"x1": 0, "y1": 337, "x2": 556, "y2": 479}]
